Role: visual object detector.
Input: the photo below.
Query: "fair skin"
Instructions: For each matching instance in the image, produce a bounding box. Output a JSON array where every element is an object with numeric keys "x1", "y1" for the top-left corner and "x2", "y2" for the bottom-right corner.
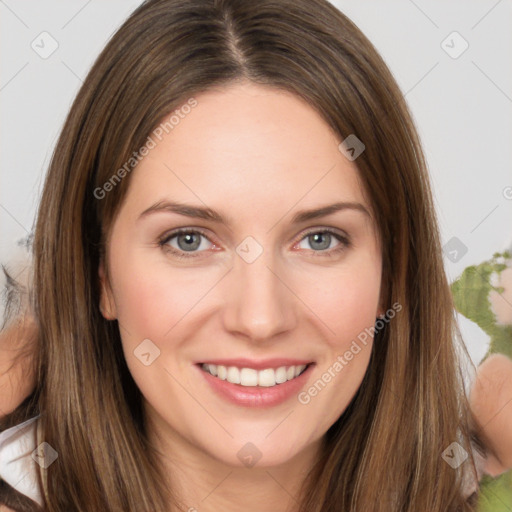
[
  {"x1": 470, "y1": 353, "x2": 512, "y2": 476},
  {"x1": 99, "y1": 81, "x2": 384, "y2": 512},
  {"x1": 1, "y1": 83, "x2": 510, "y2": 511},
  {"x1": 0, "y1": 315, "x2": 36, "y2": 418}
]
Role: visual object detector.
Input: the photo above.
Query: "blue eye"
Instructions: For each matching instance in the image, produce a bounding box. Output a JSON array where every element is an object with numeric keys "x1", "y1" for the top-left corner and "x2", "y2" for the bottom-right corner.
[
  {"x1": 158, "y1": 227, "x2": 351, "y2": 260},
  {"x1": 159, "y1": 228, "x2": 213, "y2": 259},
  {"x1": 296, "y1": 229, "x2": 351, "y2": 257}
]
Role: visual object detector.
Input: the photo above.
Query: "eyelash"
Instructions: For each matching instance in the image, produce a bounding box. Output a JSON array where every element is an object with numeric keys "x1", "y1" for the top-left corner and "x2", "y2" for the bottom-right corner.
[{"x1": 158, "y1": 227, "x2": 351, "y2": 260}]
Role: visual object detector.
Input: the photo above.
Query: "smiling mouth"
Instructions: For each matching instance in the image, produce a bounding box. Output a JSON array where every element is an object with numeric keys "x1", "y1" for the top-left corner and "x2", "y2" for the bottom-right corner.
[{"x1": 198, "y1": 363, "x2": 312, "y2": 387}]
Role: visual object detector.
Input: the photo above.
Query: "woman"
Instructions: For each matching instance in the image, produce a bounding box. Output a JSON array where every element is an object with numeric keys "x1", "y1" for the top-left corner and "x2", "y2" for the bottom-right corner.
[{"x1": 0, "y1": 0, "x2": 507, "y2": 510}]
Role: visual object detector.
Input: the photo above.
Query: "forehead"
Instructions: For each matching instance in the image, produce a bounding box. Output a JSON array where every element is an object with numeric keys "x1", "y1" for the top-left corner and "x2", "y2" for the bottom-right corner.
[{"x1": 123, "y1": 82, "x2": 374, "y2": 228}]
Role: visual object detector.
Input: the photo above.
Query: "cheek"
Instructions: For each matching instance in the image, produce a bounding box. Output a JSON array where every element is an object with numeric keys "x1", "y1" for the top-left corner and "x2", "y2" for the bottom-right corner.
[
  {"x1": 109, "y1": 250, "x2": 203, "y2": 342},
  {"x1": 300, "y1": 347, "x2": 372, "y2": 436},
  {"x1": 107, "y1": 251, "x2": 196, "y2": 404},
  {"x1": 297, "y1": 270, "x2": 379, "y2": 431},
  {"x1": 298, "y1": 255, "x2": 382, "y2": 345},
  {"x1": 293, "y1": 253, "x2": 380, "y2": 423}
]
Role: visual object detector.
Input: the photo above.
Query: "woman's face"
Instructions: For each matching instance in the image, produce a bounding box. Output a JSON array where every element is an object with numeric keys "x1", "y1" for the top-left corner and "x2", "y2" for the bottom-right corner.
[{"x1": 99, "y1": 81, "x2": 383, "y2": 467}]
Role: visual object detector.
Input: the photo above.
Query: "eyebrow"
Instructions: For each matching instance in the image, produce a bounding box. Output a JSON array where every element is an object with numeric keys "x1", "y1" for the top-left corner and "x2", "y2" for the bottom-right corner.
[{"x1": 138, "y1": 200, "x2": 371, "y2": 224}]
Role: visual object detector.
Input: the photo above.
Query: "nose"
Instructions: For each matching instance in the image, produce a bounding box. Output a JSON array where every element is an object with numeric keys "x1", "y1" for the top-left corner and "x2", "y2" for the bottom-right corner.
[{"x1": 221, "y1": 244, "x2": 297, "y2": 343}]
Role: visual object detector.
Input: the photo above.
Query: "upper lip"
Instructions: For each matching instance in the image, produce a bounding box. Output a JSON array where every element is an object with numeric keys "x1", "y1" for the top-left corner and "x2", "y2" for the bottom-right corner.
[{"x1": 197, "y1": 358, "x2": 314, "y2": 370}]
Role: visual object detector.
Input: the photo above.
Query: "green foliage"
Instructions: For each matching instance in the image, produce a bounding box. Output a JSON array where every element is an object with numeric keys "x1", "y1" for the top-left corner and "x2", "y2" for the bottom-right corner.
[
  {"x1": 450, "y1": 251, "x2": 512, "y2": 510},
  {"x1": 477, "y1": 472, "x2": 512, "y2": 511},
  {"x1": 451, "y1": 251, "x2": 512, "y2": 360}
]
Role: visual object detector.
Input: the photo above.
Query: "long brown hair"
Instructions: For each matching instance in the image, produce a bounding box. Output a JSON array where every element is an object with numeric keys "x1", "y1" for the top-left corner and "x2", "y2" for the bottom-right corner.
[{"x1": 1, "y1": 0, "x2": 480, "y2": 510}]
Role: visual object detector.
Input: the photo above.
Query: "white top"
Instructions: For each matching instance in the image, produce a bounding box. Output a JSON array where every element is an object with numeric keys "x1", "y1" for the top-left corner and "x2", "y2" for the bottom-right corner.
[
  {"x1": 0, "y1": 416, "x2": 44, "y2": 507},
  {"x1": 0, "y1": 416, "x2": 486, "y2": 506}
]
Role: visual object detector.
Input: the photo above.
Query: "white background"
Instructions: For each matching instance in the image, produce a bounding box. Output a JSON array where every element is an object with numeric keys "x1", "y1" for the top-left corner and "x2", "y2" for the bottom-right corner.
[{"x1": 1, "y1": 0, "x2": 511, "y2": 366}]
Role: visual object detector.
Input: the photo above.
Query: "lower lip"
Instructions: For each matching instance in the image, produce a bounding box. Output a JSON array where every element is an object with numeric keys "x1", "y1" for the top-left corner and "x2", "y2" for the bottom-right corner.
[{"x1": 196, "y1": 364, "x2": 315, "y2": 408}]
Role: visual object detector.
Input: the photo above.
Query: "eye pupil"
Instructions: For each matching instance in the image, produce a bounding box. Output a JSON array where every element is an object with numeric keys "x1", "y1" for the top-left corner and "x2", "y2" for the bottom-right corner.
[
  {"x1": 177, "y1": 232, "x2": 201, "y2": 251},
  {"x1": 309, "y1": 232, "x2": 331, "y2": 250}
]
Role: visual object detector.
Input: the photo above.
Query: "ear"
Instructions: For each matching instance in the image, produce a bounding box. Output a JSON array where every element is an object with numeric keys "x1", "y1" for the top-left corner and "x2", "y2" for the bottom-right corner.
[{"x1": 98, "y1": 258, "x2": 117, "y2": 320}]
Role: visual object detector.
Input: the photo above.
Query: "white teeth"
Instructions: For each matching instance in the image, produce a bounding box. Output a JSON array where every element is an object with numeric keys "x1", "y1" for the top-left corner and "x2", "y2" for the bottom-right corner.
[
  {"x1": 201, "y1": 363, "x2": 308, "y2": 387},
  {"x1": 258, "y1": 368, "x2": 275, "y2": 387},
  {"x1": 240, "y1": 367, "x2": 258, "y2": 386},
  {"x1": 275, "y1": 366, "x2": 288, "y2": 384},
  {"x1": 226, "y1": 366, "x2": 240, "y2": 384},
  {"x1": 217, "y1": 365, "x2": 227, "y2": 380},
  {"x1": 295, "y1": 364, "x2": 306, "y2": 377}
]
